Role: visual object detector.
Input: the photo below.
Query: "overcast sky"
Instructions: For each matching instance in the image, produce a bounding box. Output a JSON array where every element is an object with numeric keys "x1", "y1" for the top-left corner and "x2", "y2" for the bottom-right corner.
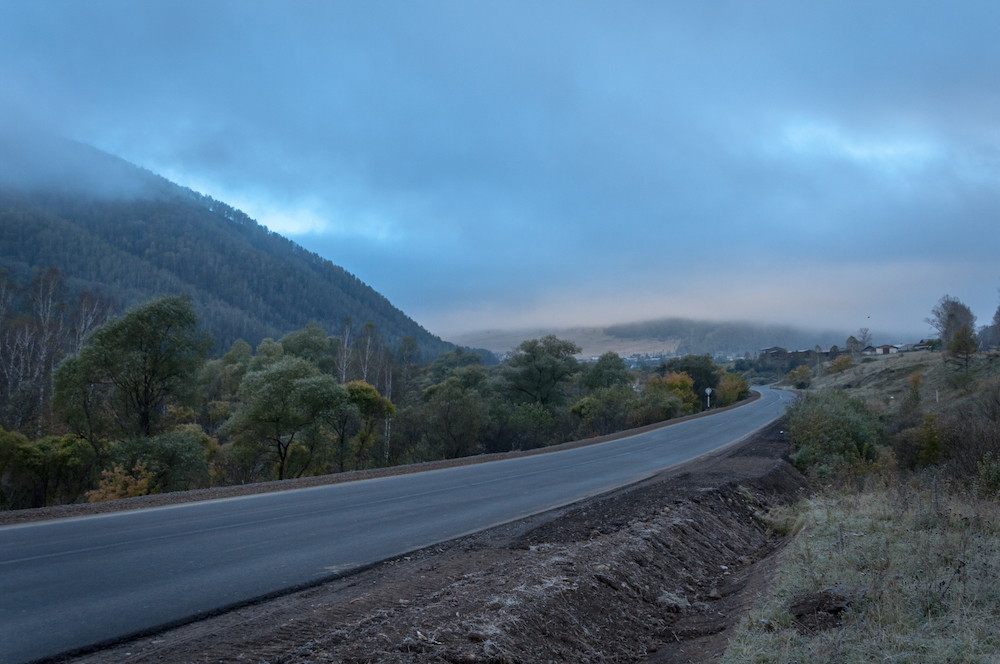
[{"x1": 3, "y1": 1, "x2": 999, "y2": 339}]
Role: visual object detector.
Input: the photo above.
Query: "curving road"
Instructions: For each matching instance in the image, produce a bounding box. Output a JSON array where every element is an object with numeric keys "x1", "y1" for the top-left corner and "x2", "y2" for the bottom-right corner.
[{"x1": 0, "y1": 386, "x2": 793, "y2": 664}]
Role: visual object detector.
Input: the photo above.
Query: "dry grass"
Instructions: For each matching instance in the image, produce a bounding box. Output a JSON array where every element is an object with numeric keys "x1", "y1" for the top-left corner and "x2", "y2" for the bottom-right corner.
[
  {"x1": 811, "y1": 351, "x2": 1000, "y2": 415},
  {"x1": 724, "y1": 479, "x2": 1000, "y2": 663}
]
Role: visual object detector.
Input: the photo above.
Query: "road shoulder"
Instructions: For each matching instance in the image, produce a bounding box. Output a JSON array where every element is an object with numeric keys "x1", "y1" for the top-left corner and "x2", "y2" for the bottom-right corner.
[{"x1": 65, "y1": 419, "x2": 807, "y2": 664}]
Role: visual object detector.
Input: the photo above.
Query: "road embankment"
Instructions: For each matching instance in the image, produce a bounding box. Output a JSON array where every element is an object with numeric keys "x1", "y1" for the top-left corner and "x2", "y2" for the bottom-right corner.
[{"x1": 65, "y1": 419, "x2": 808, "y2": 664}]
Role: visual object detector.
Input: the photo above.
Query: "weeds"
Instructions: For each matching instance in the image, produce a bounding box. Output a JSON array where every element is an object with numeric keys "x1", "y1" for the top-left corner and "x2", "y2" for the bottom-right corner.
[{"x1": 724, "y1": 479, "x2": 1000, "y2": 663}]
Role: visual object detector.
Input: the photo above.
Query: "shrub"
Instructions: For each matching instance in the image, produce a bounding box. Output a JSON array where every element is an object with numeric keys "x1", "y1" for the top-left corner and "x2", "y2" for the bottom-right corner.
[
  {"x1": 645, "y1": 372, "x2": 699, "y2": 413},
  {"x1": 829, "y1": 355, "x2": 852, "y2": 373},
  {"x1": 110, "y1": 425, "x2": 212, "y2": 493},
  {"x1": 86, "y1": 462, "x2": 156, "y2": 502},
  {"x1": 787, "y1": 365, "x2": 812, "y2": 389},
  {"x1": 715, "y1": 372, "x2": 750, "y2": 407},
  {"x1": 978, "y1": 452, "x2": 1000, "y2": 494},
  {"x1": 571, "y1": 386, "x2": 634, "y2": 436},
  {"x1": 628, "y1": 390, "x2": 683, "y2": 428},
  {"x1": 785, "y1": 390, "x2": 884, "y2": 472}
]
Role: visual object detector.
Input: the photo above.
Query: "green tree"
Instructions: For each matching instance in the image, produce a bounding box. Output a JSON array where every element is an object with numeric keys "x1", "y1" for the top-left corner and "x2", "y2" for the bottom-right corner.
[
  {"x1": 785, "y1": 390, "x2": 883, "y2": 472},
  {"x1": 428, "y1": 347, "x2": 482, "y2": 384},
  {"x1": 505, "y1": 402, "x2": 555, "y2": 451},
  {"x1": 571, "y1": 385, "x2": 634, "y2": 436},
  {"x1": 927, "y1": 295, "x2": 976, "y2": 346},
  {"x1": 580, "y1": 352, "x2": 633, "y2": 392},
  {"x1": 948, "y1": 323, "x2": 979, "y2": 373},
  {"x1": 646, "y1": 372, "x2": 699, "y2": 414},
  {"x1": 0, "y1": 429, "x2": 93, "y2": 508},
  {"x1": 111, "y1": 424, "x2": 213, "y2": 492},
  {"x1": 346, "y1": 380, "x2": 395, "y2": 469},
  {"x1": 915, "y1": 414, "x2": 943, "y2": 466},
  {"x1": 198, "y1": 339, "x2": 252, "y2": 432},
  {"x1": 503, "y1": 336, "x2": 581, "y2": 407},
  {"x1": 223, "y1": 356, "x2": 348, "y2": 480},
  {"x1": 280, "y1": 322, "x2": 336, "y2": 374},
  {"x1": 422, "y1": 368, "x2": 489, "y2": 459},
  {"x1": 53, "y1": 294, "x2": 213, "y2": 444},
  {"x1": 660, "y1": 355, "x2": 721, "y2": 409},
  {"x1": 629, "y1": 389, "x2": 683, "y2": 428}
]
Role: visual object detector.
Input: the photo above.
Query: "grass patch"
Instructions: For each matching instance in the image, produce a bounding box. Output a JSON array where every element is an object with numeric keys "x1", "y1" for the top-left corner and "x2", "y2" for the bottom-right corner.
[{"x1": 724, "y1": 479, "x2": 1000, "y2": 663}]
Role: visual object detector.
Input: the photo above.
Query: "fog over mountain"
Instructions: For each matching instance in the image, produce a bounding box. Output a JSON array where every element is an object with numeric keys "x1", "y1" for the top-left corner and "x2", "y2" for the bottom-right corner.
[
  {"x1": 3, "y1": 2, "x2": 1000, "y2": 337},
  {"x1": 0, "y1": 136, "x2": 455, "y2": 358}
]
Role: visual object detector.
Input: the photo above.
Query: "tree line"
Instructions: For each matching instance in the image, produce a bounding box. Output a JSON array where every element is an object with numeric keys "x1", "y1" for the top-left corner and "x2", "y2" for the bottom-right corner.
[{"x1": 0, "y1": 286, "x2": 750, "y2": 510}]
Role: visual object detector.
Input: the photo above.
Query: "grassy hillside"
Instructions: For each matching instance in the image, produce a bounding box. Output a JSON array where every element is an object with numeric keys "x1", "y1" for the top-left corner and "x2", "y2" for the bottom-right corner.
[
  {"x1": 810, "y1": 350, "x2": 1000, "y2": 412},
  {"x1": 0, "y1": 140, "x2": 453, "y2": 357},
  {"x1": 724, "y1": 350, "x2": 1000, "y2": 662}
]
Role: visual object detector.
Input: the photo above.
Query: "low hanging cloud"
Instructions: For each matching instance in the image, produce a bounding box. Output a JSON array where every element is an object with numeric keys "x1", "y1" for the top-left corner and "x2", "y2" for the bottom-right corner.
[{"x1": 2, "y1": 1, "x2": 999, "y2": 338}]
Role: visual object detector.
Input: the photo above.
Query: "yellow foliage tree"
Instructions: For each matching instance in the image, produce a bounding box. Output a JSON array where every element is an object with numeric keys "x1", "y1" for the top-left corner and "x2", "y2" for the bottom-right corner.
[
  {"x1": 829, "y1": 355, "x2": 852, "y2": 374},
  {"x1": 715, "y1": 372, "x2": 750, "y2": 407},
  {"x1": 646, "y1": 372, "x2": 699, "y2": 413},
  {"x1": 788, "y1": 365, "x2": 812, "y2": 388}
]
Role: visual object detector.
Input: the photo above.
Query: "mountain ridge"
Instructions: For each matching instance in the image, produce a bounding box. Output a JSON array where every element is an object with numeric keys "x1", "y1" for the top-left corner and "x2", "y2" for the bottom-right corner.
[{"x1": 0, "y1": 137, "x2": 455, "y2": 358}]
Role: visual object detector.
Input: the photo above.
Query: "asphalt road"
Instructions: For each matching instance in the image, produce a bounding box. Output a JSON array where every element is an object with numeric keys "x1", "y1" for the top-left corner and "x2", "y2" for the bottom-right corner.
[{"x1": 0, "y1": 386, "x2": 794, "y2": 664}]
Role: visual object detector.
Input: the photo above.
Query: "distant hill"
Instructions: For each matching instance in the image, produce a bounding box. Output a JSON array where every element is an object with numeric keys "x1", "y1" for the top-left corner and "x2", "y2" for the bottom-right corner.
[
  {"x1": 0, "y1": 136, "x2": 454, "y2": 358},
  {"x1": 604, "y1": 318, "x2": 849, "y2": 357},
  {"x1": 453, "y1": 318, "x2": 852, "y2": 359}
]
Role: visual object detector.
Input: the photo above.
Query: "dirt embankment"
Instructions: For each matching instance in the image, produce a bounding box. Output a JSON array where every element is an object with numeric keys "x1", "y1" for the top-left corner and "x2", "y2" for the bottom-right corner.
[{"x1": 66, "y1": 421, "x2": 807, "y2": 664}]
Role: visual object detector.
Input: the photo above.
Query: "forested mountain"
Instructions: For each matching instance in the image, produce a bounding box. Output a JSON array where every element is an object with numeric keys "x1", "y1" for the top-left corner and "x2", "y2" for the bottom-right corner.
[
  {"x1": 0, "y1": 137, "x2": 453, "y2": 357},
  {"x1": 604, "y1": 318, "x2": 848, "y2": 356}
]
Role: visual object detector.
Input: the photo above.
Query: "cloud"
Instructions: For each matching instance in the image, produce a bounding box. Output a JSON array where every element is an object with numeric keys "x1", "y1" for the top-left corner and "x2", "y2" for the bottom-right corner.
[{"x1": 2, "y1": 1, "x2": 1000, "y2": 338}]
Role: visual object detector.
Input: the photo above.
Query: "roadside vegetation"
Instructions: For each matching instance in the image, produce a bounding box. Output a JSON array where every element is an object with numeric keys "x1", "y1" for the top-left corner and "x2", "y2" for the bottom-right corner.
[
  {"x1": 724, "y1": 293, "x2": 1000, "y2": 662},
  {"x1": 0, "y1": 269, "x2": 750, "y2": 510}
]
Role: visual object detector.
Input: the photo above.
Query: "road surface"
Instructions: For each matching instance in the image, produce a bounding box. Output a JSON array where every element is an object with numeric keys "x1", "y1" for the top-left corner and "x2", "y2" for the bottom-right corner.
[{"x1": 0, "y1": 386, "x2": 794, "y2": 664}]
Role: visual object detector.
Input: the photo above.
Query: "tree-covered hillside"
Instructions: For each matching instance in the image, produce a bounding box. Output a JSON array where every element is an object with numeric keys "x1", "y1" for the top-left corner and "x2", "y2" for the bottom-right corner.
[{"x1": 0, "y1": 140, "x2": 453, "y2": 358}]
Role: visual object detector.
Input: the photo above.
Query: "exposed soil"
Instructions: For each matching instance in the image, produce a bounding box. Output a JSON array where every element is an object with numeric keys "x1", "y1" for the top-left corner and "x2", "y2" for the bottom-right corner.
[{"x1": 59, "y1": 420, "x2": 807, "y2": 664}]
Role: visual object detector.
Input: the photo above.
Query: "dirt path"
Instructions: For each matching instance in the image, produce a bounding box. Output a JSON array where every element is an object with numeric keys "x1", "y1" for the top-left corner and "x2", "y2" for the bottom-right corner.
[{"x1": 62, "y1": 421, "x2": 806, "y2": 664}]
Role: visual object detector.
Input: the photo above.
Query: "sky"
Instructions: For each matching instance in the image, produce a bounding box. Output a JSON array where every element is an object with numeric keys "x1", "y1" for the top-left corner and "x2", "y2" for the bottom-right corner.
[{"x1": 2, "y1": 1, "x2": 999, "y2": 340}]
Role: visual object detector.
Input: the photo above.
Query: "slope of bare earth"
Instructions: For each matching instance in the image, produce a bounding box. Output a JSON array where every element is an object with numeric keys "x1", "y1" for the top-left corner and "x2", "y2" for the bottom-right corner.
[
  {"x1": 64, "y1": 422, "x2": 807, "y2": 664},
  {"x1": 448, "y1": 327, "x2": 681, "y2": 359}
]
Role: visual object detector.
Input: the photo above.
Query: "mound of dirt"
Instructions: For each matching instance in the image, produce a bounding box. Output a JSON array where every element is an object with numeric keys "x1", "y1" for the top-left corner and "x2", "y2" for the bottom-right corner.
[{"x1": 67, "y1": 421, "x2": 806, "y2": 664}]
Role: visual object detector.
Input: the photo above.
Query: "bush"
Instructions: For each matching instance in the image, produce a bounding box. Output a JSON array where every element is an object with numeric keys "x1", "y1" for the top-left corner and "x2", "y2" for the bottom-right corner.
[
  {"x1": 785, "y1": 390, "x2": 884, "y2": 472},
  {"x1": 628, "y1": 390, "x2": 683, "y2": 428},
  {"x1": 829, "y1": 355, "x2": 852, "y2": 374},
  {"x1": 978, "y1": 452, "x2": 1000, "y2": 494},
  {"x1": 571, "y1": 386, "x2": 634, "y2": 436},
  {"x1": 0, "y1": 429, "x2": 95, "y2": 509},
  {"x1": 645, "y1": 372, "x2": 699, "y2": 413},
  {"x1": 715, "y1": 372, "x2": 750, "y2": 407},
  {"x1": 787, "y1": 365, "x2": 812, "y2": 389},
  {"x1": 86, "y1": 462, "x2": 156, "y2": 502},
  {"x1": 109, "y1": 425, "x2": 212, "y2": 493}
]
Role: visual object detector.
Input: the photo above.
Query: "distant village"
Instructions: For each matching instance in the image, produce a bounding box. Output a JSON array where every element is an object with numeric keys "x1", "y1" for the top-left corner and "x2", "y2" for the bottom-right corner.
[{"x1": 563, "y1": 340, "x2": 938, "y2": 369}]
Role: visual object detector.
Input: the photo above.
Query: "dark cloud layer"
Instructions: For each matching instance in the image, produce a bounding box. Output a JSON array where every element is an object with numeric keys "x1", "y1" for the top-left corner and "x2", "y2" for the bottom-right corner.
[{"x1": 2, "y1": 1, "x2": 999, "y2": 337}]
